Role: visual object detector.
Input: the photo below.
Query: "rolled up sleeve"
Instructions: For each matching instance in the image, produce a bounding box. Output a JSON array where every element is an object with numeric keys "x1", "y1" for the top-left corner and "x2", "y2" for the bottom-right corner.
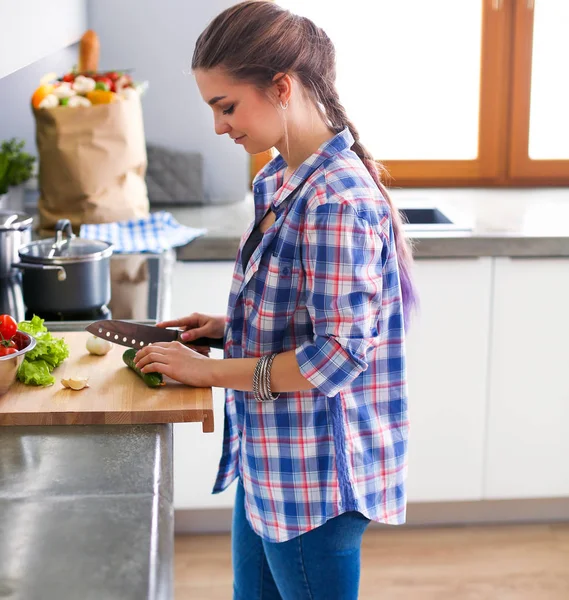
[{"x1": 295, "y1": 201, "x2": 388, "y2": 397}]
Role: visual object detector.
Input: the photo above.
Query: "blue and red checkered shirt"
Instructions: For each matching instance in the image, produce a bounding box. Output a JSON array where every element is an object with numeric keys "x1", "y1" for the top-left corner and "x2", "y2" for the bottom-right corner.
[{"x1": 213, "y1": 128, "x2": 409, "y2": 542}]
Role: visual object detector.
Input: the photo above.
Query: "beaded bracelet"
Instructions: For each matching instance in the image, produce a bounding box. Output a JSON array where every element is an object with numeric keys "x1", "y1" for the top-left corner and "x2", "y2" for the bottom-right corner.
[{"x1": 253, "y1": 353, "x2": 280, "y2": 402}]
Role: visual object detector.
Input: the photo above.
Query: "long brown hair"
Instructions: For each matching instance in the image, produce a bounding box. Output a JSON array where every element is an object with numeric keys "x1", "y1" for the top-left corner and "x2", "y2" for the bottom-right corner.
[{"x1": 192, "y1": 0, "x2": 417, "y2": 325}]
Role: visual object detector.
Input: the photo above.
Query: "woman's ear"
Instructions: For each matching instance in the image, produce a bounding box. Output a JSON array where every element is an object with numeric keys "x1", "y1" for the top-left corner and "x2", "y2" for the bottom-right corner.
[{"x1": 272, "y1": 72, "x2": 293, "y2": 106}]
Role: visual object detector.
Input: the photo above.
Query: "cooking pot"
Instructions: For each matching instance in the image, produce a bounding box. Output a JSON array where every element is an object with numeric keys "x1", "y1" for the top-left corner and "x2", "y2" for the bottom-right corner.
[
  {"x1": 12, "y1": 219, "x2": 113, "y2": 314},
  {"x1": 0, "y1": 210, "x2": 33, "y2": 278}
]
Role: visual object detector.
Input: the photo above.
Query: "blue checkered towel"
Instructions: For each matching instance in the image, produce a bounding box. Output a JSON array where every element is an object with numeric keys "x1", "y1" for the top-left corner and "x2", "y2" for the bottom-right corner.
[{"x1": 79, "y1": 211, "x2": 207, "y2": 254}]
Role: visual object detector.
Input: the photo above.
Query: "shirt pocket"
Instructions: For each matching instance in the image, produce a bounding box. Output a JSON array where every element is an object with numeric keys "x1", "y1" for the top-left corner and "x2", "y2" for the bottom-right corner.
[{"x1": 263, "y1": 251, "x2": 304, "y2": 313}]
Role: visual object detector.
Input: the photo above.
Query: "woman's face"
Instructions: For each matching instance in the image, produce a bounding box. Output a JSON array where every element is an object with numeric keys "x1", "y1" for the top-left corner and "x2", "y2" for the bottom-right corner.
[{"x1": 194, "y1": 67, "x2": 284, "y2": 154}]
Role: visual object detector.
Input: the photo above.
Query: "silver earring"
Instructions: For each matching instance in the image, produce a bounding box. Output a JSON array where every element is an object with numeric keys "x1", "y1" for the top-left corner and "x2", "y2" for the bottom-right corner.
[{"x1": 280, "y1": 100, "x2": 289, "y2": 110}]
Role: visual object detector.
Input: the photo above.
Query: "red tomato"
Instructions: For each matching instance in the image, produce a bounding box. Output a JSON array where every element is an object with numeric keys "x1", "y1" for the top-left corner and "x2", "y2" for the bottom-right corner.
[
  {"x1": 0, "y1": 346, "x2": 17, "y2": 357},
  {"x1": 94, "y1": 76, "x2": 113, "y2": 91},
  {"x1": 105, "y1": 71, "x2": 121, "y2": 81},
  {"x1": 0, "y1": 314, "x2": 17, "y2": 341},
  {"x1": 62, "y1": 73, "x2": 76, "y2": 83}
]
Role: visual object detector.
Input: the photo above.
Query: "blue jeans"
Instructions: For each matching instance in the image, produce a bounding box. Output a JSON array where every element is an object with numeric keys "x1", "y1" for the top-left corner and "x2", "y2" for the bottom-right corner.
[{"x1": 232, "y1": 480, "x2": 370, "y2": 600}]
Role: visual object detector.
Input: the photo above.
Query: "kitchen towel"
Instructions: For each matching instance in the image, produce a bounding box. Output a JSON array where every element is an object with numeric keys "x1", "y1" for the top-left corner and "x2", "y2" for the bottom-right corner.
[{"x1": 79, "y1": 211, "x2": 207, "y2": 253}]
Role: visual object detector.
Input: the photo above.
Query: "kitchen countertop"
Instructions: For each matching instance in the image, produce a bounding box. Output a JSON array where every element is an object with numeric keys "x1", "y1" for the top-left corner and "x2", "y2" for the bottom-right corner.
[
  {"x1": 170, "y1": 187, "x2": 569, "y2": 260},
  {"x1": 0, "y1": 423, "x2": 173, "y2": 600}
]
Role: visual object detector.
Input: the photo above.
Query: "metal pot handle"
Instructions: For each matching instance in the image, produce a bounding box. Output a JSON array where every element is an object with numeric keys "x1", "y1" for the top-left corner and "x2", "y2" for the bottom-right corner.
[
  {"x1": 11, "y1": 262, "x2": 67, "y2": 282},
  {"x1": 53, "y1": 219, "x2": 75, "y2": 252}
]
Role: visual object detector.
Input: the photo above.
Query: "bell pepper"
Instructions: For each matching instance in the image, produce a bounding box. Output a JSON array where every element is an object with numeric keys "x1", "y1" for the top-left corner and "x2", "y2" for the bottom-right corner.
[
  {"x1": 31, "y1": 84, "x2": 55, "y2": 109},
  {"x1": 86, "y1": 89, "x2": 118, "y2": 105}
]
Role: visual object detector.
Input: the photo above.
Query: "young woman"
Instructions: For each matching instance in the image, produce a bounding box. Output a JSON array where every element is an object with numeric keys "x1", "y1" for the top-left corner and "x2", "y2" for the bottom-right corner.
[{"x1": 135, "y1": 2, "x2": 417, "y2": 598}]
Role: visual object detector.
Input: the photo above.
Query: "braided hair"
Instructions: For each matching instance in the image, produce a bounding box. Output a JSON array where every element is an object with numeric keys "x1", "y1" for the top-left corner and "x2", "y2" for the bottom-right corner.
[{"x1": 193, "y1": 1, "x2": 417, "y2": 325}]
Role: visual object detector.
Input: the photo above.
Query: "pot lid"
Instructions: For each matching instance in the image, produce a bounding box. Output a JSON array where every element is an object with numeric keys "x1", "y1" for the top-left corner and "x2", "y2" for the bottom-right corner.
[
  {"x1": 0, "y1": 210, "x2": 33, "y2": 231},
  {"x1": 18, "y1": 236, "x2": 113, "y2": 264}
]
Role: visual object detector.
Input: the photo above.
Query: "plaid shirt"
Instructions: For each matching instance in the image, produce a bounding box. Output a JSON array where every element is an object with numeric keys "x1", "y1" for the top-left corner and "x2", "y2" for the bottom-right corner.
[{"x1": 213, "y1": 128, "x2": 409, "y2": 542}]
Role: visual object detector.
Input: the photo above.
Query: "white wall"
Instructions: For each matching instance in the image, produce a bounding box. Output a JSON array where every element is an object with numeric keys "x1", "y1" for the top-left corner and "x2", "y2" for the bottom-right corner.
[
  {"x1": 0, "y1": 0, "x2": 86, "y2": 155},
  {"x1": 0, "y1": 0, "x2": 87, "y2": 79},
  {"x1": 0, "y1": 45, "x2": 80, "y2": 157},
  {"x1": 88, "y1": 0, "x2": 248, "y2": 205}
]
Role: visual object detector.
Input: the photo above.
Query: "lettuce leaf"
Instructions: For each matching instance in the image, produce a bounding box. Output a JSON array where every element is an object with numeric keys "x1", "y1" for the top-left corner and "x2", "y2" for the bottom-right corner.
[
  {"x1": 17, "y1": 315, "x2": 47, "y2": 336},
  {"x1": 16, "y1": 316, "x2": 69, "y2": 385},
  {"x1": 25, "y1": 335, "x2": 69, "y2": 368},
  {"x1": 17, "y1": 358, "x2": 55, "y2": 386}
]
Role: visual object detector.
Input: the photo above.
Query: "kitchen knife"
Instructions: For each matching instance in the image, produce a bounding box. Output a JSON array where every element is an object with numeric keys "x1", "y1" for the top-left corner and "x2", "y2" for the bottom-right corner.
[{"x1": 85, "y1": 320, "x2": 225, "y2": 350}]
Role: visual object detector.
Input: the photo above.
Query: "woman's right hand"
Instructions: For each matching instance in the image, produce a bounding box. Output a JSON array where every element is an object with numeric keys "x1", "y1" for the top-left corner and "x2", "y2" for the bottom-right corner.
[{"x1": 157, "y1": 313, "x2": 225, "y2": 343}]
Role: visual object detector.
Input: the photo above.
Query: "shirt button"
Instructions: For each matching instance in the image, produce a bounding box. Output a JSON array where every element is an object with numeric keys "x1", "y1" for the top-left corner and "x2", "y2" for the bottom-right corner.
[{"x1": 254, "y1": 186, "x2": 260, "y2": 194}]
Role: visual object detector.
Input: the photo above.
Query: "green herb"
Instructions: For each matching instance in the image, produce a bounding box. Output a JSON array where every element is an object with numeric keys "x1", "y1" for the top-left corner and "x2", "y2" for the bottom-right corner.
[
  {"x1": 17, "y1": 316, "x2": 70, "y2": 386},
  {"x1": 0, "y1": 138, "x2": 35, "y2": 195}
]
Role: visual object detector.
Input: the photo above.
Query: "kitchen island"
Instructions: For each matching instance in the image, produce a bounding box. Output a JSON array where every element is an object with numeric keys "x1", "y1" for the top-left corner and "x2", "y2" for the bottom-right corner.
[
  {"x1": 0, "y1": 424, "x2": 173, "y2": 599},
  {"x1": 0, "y1": 248, "x2": 180, "y2": 599}
]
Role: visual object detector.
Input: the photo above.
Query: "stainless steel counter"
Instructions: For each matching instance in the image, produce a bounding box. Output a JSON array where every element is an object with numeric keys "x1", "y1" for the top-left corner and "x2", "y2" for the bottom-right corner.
[
  {"x1": 0, "y1": 245, "x2": 177, "y2": 599},
  {"x1": 0, "y1": 424, "x2": 173, "y2": 599}
]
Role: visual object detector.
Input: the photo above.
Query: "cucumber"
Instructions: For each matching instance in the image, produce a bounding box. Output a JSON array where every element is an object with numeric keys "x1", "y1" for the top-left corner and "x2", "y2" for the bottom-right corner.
[{"x1": 122, "y1": 348, "x2": 164, "y2": 388}]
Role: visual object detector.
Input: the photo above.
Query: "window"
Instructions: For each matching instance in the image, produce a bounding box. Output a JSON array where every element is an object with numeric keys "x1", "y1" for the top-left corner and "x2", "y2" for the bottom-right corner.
[{"x1": 252, "y1": 0, "x2": 569, "y2": 187}]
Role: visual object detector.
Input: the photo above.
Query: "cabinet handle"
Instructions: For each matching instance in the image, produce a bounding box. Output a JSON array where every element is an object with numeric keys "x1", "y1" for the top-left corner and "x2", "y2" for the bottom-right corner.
[{"x1": 492, "y1": 0, "x2": 503, "y2": 9}]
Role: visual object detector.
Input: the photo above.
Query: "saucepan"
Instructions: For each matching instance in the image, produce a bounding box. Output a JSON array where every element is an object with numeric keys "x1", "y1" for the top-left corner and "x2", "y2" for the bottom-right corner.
[
  {"x1": 12, "y1": 219, "x2": 113, "y2": 314},
  {"x1": 0, "y1": 210, "x2": 33, "y2": 278}
]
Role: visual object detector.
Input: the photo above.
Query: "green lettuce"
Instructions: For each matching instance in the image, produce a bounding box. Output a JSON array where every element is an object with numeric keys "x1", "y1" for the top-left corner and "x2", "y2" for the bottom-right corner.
[
  {"x1": 17, "y1": 358, "x2": 55, "y2": 386},
  {"x1": 17, "y1": 315, "x2": 47, "y2": 335},
  {"x1": 17, "y1": 316, "x2": 69, "y2": 386}
]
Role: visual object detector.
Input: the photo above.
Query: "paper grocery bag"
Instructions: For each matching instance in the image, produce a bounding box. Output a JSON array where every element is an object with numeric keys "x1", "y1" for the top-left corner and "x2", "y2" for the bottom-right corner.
[
  {"x1": 33, "y1": 94, "x2": 149, "y2": 233},
  {"x1": 108, "y1": 255, "x2": 149, "y2": 320}
]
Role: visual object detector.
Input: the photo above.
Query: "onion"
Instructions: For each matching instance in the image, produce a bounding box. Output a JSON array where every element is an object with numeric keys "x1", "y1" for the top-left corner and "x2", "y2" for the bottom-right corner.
[{"x1": 86, "y1": 335, "x2": 113, "y2": 356}]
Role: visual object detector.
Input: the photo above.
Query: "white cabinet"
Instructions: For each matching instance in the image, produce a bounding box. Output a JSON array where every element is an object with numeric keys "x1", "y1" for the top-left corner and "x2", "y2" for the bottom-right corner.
[
  {"x1": 0, "y1": 0, "x2": 87, "y2": 79},
  {"x1": 484, "y1": 258, "x2": 569, "y2": 499},
  {"x1": 405, "y1": 258, "x2": 493, "y2": 502},
  {"x1": 172, "y1": 258, "x2": 496, "y2": 509},
  {"x1": 171, "y1": 256, "x2": 569, "y2": 514},
  {"x1": 171, "y1": 261, "x2": 236, "y2": 510}
]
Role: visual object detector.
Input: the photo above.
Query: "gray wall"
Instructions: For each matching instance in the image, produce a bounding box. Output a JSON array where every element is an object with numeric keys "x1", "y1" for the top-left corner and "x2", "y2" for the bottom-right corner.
[
  {"x1": 0, "y1": 45, "x2": 79, "y2": 158},
  {"x1": 88, "y1": 0, "x2": 248, "y2": 205},
  {"x1": 0, "y1": 0, "x2": 248, "y2": 205}
]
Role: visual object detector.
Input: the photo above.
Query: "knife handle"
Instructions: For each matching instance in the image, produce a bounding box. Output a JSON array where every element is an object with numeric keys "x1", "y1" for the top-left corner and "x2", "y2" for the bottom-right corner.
[{"x1": 182, "y1": 336, "x2": 225, "y2": 350}]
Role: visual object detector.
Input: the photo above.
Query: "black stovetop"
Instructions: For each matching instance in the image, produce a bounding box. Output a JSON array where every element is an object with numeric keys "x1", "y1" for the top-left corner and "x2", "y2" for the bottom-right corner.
[{"x1": 0, "y1": 252, "x2": 173, "y2": 325}]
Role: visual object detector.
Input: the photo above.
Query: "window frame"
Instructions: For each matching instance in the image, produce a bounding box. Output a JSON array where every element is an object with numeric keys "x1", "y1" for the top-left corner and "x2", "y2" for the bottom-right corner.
[
  {"x1": 251, "y1": 0, "x2": 569, "y2": 188},
  {"x1": 508, "y1": 0, "x2": 569, "y2": 184}
]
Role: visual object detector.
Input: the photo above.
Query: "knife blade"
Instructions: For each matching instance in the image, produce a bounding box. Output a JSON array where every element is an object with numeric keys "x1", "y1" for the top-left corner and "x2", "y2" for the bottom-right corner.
[{"x1": 85, "y1": 320, "x2": 225, "y2": 350}]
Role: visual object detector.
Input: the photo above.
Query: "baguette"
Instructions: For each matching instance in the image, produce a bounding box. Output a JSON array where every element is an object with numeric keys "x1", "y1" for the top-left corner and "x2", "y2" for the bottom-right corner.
[{"x1": 78, "y1": 30, "x2": 100, "y2": 73}]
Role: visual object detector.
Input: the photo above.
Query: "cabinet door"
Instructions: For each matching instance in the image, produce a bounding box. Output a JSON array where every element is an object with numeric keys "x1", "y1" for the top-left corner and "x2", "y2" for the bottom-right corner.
[
  {"x1": 485, "y1": 258, "x2": 569, "y2": 499},
  {"x1": 405, "y1": 258, "x2": 492, "y2": 502},
  {"x1": 171, "y1": 261, "x2": 237, "y2": 510}
]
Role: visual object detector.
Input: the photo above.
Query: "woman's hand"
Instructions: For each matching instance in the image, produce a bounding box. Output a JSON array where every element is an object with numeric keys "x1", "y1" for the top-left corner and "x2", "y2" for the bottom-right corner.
[
  {"x1": 157, "y1": 313, "x2": 225, "y2": 342},
  {"x1": 156, "y1": 313, "x2": 225, "y2": 356},
  {"x1": 134, "y1": 341, "x2": 214, "y2": 388}
]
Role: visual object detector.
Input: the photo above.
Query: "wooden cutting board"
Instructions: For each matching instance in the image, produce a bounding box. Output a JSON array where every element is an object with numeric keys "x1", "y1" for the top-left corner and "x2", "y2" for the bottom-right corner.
[{"x1": 0, "y1": 332, "x2": 214, "y2": 431}]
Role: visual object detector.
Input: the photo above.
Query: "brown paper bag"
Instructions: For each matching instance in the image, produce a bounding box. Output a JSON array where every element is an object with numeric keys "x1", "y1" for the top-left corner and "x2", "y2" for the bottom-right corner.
[
  {"x1": 108, "y1": 255, "x2": 149, "y2": 320},
  {"x1": 34, "y1": 94, "x2": 149, "y2": 233}
]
